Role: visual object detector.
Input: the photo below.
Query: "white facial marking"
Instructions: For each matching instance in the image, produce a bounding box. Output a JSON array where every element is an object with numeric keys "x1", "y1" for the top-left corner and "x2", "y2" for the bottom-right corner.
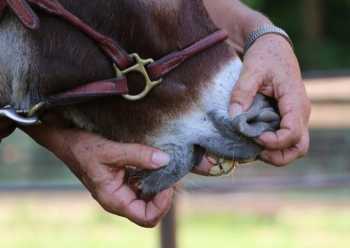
[
  {"x1": 200, "y1": 58, "x2": 243, "y2": 113},
  {"x1": 148, "y1": 58, "x2": 243, "y2": 147}
]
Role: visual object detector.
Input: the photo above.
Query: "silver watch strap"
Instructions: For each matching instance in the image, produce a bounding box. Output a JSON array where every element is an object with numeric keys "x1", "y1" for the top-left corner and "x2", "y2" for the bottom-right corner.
[{"x1": 244, "y1": 25, "x2": 293, "y2": 55}]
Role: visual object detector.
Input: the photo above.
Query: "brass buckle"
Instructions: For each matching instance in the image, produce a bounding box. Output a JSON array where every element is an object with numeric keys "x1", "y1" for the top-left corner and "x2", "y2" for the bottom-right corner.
[{"x1": 114, "y1": 53, "x2": 162, "y2": 101}]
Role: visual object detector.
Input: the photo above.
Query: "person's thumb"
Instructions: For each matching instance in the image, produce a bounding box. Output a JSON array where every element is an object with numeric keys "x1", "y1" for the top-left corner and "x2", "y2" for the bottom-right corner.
[
  {"x1": 229, "y1": 67, "x2": 261, "y2": 117},
  {"x1": 101, "y1": 142, "x2": 170, "y2": 170}
]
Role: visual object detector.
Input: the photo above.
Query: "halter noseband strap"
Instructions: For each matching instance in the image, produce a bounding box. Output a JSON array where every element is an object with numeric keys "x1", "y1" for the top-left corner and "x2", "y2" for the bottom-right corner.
[{"x1": 0, "y1": 0, "x2": 228, "y2": 122}]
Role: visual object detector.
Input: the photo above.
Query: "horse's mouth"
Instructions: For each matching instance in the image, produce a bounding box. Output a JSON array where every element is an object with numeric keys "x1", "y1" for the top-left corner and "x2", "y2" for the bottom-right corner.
[
  {"x1": 194, "y1": 145, "x2": 258, "y2": 176},
  {"x1": 193, "y1": 145, "x2": 237, "y2": 176},
  {"x1": 205, "y1": 152, "x2": 238, "y2": 176}
]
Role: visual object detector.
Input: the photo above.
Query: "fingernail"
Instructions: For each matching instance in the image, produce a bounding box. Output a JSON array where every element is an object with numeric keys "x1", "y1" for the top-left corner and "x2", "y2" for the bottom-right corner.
[
  {"x1": 229, "y1": 104, "x2": 243, "y2": 118},
  {"x1": 152, "y1": 151, "x2": 170, "y2": 167}
]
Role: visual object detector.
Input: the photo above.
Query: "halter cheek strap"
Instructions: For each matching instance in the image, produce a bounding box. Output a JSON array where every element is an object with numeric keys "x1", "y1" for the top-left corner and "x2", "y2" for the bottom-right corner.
[
  {"x1": 147, "y1": 31, "x2": 228, "y2": 80},
  {"x1": 0, "y1": 0, "x2": 228, "y2": 125}
]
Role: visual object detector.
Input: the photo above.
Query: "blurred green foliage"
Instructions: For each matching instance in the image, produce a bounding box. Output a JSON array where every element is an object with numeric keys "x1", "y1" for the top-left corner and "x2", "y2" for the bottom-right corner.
[
  {"x1": 0, "y1": 130, "x2": 76, "y2": 183},
  {"x1": 243, "y1": 0, "x2": 350, "y2": 71}
]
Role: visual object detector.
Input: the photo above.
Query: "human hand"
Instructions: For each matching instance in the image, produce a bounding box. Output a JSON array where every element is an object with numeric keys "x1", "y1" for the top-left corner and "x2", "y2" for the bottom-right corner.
[
  {"x1": 22, "y1": 125, "x2": 174, "y2": 227},
  {"x1": 229, "y1": 34, "x2": 311, "y2": 166}
]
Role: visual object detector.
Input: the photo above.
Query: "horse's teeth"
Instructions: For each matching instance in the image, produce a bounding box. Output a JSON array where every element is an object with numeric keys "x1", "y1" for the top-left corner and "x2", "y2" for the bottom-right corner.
[
  {"x1": 209, "y1": 165, "x2": 225, "y2": 176},
  {"x1": 222, "y1": 160, "x2": 237, "y2": 174},
  {"x1": 209, "y1": 160, "x2": 237, "y2": 176}
]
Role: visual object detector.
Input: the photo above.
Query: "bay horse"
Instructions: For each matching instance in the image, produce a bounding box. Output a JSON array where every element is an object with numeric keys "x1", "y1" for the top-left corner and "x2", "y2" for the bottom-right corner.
[{"x1": 0, "y1": 0, "x2": 279, "y2": 196}]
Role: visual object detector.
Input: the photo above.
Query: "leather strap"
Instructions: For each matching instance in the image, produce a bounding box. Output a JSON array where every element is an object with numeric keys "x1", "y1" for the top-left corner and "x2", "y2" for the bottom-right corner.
[
  {"x1": 39, "y1": 30, "x2": 228, "y2": 108},
  {"x1": 7, "y1": 0, "x2": 39, "y2": 29},
  {"x1": 147, "y1": 30, "x2": 228, "y2": 80},
  {"x1": 1, "y1": 0, "x2": 228, "y2": 114},
  {"x1": 43, "y1": 77, "x2": 128, "y2": 109}
]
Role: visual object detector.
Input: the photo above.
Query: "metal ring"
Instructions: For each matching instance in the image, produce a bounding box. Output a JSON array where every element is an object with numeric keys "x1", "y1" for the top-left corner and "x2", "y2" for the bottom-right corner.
[
  {"x1": 0, "y1": 106, "x2": 40, "y2": 126},
  {"x1": 114, "y1": 53, "x2": 162, "y2": 101}
]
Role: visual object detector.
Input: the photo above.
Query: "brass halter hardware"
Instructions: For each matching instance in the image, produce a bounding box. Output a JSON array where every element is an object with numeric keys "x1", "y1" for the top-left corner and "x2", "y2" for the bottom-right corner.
[{"x1": 114, "y1": 53, "x2": 163, "y2": 101}]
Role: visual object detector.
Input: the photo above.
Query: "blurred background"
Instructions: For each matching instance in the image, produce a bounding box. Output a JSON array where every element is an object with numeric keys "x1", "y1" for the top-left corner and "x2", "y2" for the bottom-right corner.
[{"x1": 1, "y1": 0, "x2": 350, "y2": 247}]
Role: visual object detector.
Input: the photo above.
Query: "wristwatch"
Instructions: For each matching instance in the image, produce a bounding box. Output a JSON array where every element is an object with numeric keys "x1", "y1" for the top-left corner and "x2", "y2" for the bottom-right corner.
[{"x1": 244, "y1": 25, "x2": 293, "y2": 55}]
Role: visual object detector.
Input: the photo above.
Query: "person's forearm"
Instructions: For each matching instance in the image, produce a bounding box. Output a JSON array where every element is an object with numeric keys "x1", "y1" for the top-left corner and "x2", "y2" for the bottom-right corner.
[
  {"x1": 22, "y1": 125, "x2": 81, "y2": 170},
  {"x1": 204, "y1": 0, "x2": 272, "y2": 51}
]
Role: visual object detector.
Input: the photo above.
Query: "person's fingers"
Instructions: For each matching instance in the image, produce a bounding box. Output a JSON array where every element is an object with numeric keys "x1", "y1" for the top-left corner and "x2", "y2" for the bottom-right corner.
[
  {"x1": 23, "y1": 127, "x2": 170, "y2": 170},
  {"x1": 103, "y1": 187, "x2": 174, "y2": 228},
  {"x1": 64, "y1": 130, "x2": 171, "y2": 170},
  {"x1": 99, "y1": 143, "x2": 170, "y2": 170},
  {"x1": 260, "y1": 130, "x2": 309, "y2": 166},
  {"x1": 127, "y1": 189, "x2": 174, "y2": 228},
  {"x1": 258, "y1": 82, "x2": 305, "y2": 150},
  {"x1": 229, "y1": 66, "x2": 262, "y2": 117},
  {"x1": 24, "y1": 126, "x2": 171, "y2": 172},
  {"x1": 258, "y1": 114, "x2": 303, "y2": 150}
]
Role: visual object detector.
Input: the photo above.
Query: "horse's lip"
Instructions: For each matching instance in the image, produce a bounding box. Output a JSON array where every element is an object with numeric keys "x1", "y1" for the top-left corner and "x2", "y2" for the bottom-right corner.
[{"x1": 236, "y1": 157, "x2": 257, "y2": 164}]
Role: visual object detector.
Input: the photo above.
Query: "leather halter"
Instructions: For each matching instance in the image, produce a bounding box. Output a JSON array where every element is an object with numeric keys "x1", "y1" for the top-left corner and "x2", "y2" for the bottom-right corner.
[{"x1": 0, "y1": 0, "x2": 228, "y2": 123}]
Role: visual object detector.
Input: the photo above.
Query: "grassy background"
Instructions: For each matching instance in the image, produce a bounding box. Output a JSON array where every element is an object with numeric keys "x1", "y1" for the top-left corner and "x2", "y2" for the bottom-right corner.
[{"x1": 1, "y1": 191, "x2": 350, "y2": 248}]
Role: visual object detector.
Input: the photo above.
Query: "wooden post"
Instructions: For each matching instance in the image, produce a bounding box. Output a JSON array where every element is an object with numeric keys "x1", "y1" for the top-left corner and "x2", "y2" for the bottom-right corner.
[
  {"x1": 303, "y1": 0, "x2": 323, "y2": 42},
  {"x1": 160, "y1": 201, "x2": 177, "y2": 248}
]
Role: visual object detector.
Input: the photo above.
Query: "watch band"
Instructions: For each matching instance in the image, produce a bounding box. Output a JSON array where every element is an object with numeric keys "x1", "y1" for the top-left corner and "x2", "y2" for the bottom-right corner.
[{"x1": 244, "y1": 25, "x2": 293, "y2": 55}]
